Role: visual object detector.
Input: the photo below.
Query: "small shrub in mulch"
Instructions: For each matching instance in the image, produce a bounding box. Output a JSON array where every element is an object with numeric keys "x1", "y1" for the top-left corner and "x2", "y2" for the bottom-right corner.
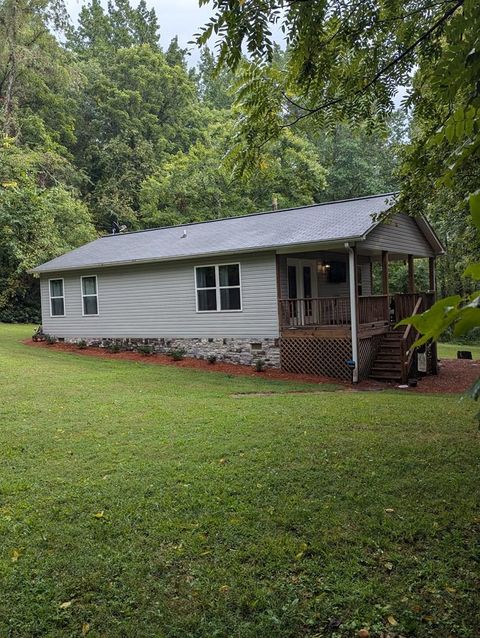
[
  {"x1": 45, "y1": 334, "x2": 57, "y2": 345},
  {"x1": 106, "y1": 342, "x2": 122, "y2": 354},
  {"x1": 137, "y1": 344, "x2": 154, "y2": 356},
  {"x1": 76, "y1": 340, "x2": 88, "y2": 350},
  {"x1": 255, "y1": 359, "x2": 266, "y2": 372},
  {"x1": 32, "y1": 326, "x2": 46, "y2": 342},
  {"x1": 169, "y1": 349, "x2": 186, "y2": 361},
  {"x1": 207, "y1": 354, "x2": 217, "y2": 365}
]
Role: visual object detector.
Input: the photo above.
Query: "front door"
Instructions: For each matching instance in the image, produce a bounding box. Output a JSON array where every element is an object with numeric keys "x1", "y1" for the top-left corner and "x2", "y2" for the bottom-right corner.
[{"x1": 287, "y1": 259, "x2": 318, "y2": 323}]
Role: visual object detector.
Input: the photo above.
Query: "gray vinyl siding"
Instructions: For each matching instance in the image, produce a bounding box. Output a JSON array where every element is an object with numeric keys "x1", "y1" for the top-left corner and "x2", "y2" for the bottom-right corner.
[
  {"x1": 363, "y1": 214, "x2": 435, "y2": 257},
  {"x1": 359, "y1": 263, "x2": 372, "y2": 296},
  {"x1": 40, "y1": 252, "x2": 279, "y2": 339}
]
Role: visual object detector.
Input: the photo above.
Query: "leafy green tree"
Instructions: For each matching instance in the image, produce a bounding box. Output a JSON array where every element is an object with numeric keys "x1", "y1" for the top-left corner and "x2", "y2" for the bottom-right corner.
[
  {"x1": 139, "y1": 115, "x2": 327, "y2": 226},
  {"x1": 393, "y1": 1, "x2": 480, "y2": 383},
  {"x1": 0, "y1": 0, "x2": 72, "y2": 143},
  {"x1": 68, "y1": 0, "x2": 159, "y2": 56},
  {"x1": 196, "y1": 1, "x2": 468, "y2": 168},
  {"x1": 0, "y1": 141, "x2": 96, "y2": 320},
  {"x1": 165, "y1": 36, "x2": 188, "y2": 68},
  {"x1": 311, "y1": 115, "x2": 405, "y2": 202},
  {"x1": 72, "y1": 44, "x2": 207, "y2": 230},
  {"x1": 0, "y1": 0, "x2": 97, "y2": 319},
  {"x1": 197, "y1": 47, "x2": 234, "y2": 110}
]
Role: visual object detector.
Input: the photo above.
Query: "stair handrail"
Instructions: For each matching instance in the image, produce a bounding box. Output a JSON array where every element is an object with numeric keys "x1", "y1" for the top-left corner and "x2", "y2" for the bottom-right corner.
[{"x1": 400, "y1": 296, "x2": 423, "y2": 383}]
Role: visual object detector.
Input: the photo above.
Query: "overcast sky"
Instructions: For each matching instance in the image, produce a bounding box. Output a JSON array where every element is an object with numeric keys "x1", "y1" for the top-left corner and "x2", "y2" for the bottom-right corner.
[{"x1": 65, "y1": 0, "x2": 223, "y2": 62}]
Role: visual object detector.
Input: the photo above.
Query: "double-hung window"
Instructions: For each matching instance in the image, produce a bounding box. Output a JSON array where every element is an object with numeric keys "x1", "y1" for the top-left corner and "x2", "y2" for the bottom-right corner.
[
  {"x1": 49, "y1": 279, "x2": 65, "y2": 316},
  {"x1": 81, "y1": 276, "x2": 99, "y2": 315},
  {"x1": 195, "y1": 264, "x2": 242, "y2": 312}
]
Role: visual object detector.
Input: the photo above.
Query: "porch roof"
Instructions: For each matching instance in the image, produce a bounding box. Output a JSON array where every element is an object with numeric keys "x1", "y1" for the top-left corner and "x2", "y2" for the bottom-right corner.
[{"x1": 32, "y1": 192, "x2": 443, "y2": 274}]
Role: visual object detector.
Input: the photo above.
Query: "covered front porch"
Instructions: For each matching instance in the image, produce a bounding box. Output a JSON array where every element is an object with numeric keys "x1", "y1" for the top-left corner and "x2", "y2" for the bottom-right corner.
[{"x1": 276, "y1": 247, "x2": 437, "y2": 382}]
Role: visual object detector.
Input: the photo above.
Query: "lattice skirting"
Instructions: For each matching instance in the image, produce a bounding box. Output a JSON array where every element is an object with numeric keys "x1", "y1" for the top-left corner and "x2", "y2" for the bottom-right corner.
[
  {"x1": 358, "y1": 335, "x2": 383, "y2": 380},
  {"x1": 280, "y1": 337, "x2": 352, "y2": 380}
]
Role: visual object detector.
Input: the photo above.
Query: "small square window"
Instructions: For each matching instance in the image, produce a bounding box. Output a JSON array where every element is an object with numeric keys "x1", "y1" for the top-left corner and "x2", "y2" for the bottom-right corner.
[
  {"x1": 197, "y1": 289, "x2": 217, "y2": 311},
  {"x1": 82, "y1": 276, "x2": 97, "y2": 296},
  {"x1": 50, "y1": 279, "x2": 63, "y2": 297},
  {"x1": 219, "y1": 264, "x2": 240, "y2": 287},
  {"x1": 196, "y1": 266, "x2": 216, "y2": 288},
  {"x1": 83, "y1": 296, "x2": 98, "y2": 315},
  {"x1": 51, "y1": 297, "x2": 64, "y2": 316},
  {"x1": 220, "y1": 287, "x2": 240, "y2": 310}
]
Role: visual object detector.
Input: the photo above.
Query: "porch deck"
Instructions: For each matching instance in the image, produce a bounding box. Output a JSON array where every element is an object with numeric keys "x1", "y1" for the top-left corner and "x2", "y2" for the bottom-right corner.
[
  {"x1": 279, "y1": 293, "x2": 436, "y2": 381},
  {"x1": 279, "y1": 293, "x2": 435, "y2": 336}
]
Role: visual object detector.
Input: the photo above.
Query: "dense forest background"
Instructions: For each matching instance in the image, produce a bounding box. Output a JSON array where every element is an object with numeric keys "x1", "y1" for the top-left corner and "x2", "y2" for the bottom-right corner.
[{"x1": 0, "y1": 0, "x2": 477, "y2": 324}]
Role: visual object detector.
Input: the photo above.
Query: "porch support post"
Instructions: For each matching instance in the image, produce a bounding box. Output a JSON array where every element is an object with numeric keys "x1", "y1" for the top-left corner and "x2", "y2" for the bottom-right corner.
[
  {"x1": 347, "y1": 243, "x2": 359, "y2": 383},
  {"x1": 407, "y1": 254, "x2": 415, "y2": 293},
  {"x1": 381, "y1": 251, "x2": 389, "y2": 294},
  {"x1": 381, "y1": 250, "x2": 390, "y2": 321},
  {"x1": 429, "y1": 256, "x2": 439, "y2": 375},
  {"x1": 275, "y1": 254, "x2": 283, "y2": 333},
  {"x1": 428, "y1": 257, "x2": 436, "y2": 296}
]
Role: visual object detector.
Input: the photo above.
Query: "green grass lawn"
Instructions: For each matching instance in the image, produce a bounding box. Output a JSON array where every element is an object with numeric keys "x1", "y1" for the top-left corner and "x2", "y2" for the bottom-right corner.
[
  {"x1": 0, "y1": 324, "x2": 478, "y2": 638},
  {"x1": 438, "y1": 342, "x2": 480, "y2": 360}
]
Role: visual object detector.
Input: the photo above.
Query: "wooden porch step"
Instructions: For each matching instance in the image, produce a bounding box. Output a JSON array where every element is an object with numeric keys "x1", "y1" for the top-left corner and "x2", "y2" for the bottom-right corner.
[
  {"x1": 371, "y1": 362, "x2": 402, "y2": 372},
  {"x1": 375, "y1": 353, "x2": 401, "y2": 362},
  {"x1": 375, "y1": 349, "x2": 401, "y2": 358},
  {"x1": 383, "y1": 333, "x2": 403, "y2": 341},
  {"x1": 370, "y1": 370, "x2": 402, "y2": 381},
  {"x1": 368, "y1": 327, "x2": 406, "y2": 381}
]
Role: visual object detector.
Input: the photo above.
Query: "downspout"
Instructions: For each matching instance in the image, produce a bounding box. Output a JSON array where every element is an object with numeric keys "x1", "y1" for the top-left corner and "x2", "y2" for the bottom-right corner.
[{"x1": 345, "y1": 242, "x2": 359, "y2": 383}]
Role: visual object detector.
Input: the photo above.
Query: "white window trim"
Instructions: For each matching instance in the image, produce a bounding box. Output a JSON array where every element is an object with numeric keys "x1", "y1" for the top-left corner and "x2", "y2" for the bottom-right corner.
[
  {"x1": 194, "y1": 263, "x2": 243, "y2": 313},
  {"x1": 49, "y1": 278, "x2": 65, "y2": 318},
  {"x1": 80, "y1": 275, "x2": 99, "y2": 316}
]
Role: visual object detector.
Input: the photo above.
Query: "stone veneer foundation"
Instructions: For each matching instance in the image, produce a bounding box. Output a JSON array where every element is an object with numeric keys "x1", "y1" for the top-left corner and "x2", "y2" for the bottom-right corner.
[{"x1": 64, "y1": 336, "x2": 281, "y2": 368}]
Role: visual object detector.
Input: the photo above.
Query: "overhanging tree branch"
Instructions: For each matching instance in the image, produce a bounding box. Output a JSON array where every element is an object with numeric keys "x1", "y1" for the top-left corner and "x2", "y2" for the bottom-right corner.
[{"x1": 279, "y1": 0, "x2": 465, "y2": 130}]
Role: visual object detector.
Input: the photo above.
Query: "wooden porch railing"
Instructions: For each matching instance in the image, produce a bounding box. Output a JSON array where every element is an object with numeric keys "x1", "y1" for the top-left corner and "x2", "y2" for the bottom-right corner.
[
  {"x1": 279, "y1": 293, "x2": 435, "y2": 330},
  {"x1": 279, "y1": 294, "x2": 391, "y2": 329},
  {"x1": 400, "y1": 296, "x2": 424, "y2": 384},
  {"x1": 358, "y1": 295, "x2": 390, "y2": 324},
  {"x1": 279, "y1": 297, "x2": 351, "y2": 328},
  {"x1": 394, "y1": 292, "x2": 435, "y2": 323}
]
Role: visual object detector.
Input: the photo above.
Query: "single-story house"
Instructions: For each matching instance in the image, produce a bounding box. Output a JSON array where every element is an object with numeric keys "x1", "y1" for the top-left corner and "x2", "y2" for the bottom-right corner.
[{"x1": 31, "y1": 193, "x2": 444, "y2": 382}]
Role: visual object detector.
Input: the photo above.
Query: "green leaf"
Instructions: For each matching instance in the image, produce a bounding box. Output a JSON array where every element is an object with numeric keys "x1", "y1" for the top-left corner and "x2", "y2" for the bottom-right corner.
[
  {"x1": 398, "y1": 296, "x2": 463, "y2": 346},
  {"x1": 453, "y1": 307, "x2": 480, "y2": 336}
]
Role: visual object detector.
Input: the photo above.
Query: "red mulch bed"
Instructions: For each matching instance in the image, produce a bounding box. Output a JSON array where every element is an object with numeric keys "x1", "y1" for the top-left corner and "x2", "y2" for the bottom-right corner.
[
  {"x1": 23, "y1": 339, "x2": 479, "y2": 394},
  {"x1": 357, "y1": 359, "x2": 480, "y2": 394}
]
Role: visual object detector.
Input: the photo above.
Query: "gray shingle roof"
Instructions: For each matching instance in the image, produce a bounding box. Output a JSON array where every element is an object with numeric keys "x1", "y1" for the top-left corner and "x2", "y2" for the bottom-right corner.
[{"x1": 33, "y1": 193, "x2": 397, "y2": 273}]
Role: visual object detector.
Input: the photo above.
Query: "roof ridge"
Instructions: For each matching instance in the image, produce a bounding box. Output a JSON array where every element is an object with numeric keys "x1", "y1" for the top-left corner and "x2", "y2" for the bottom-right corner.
[{"x1": 104, "y1": 192, "x2": 398, "y2": 238}]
